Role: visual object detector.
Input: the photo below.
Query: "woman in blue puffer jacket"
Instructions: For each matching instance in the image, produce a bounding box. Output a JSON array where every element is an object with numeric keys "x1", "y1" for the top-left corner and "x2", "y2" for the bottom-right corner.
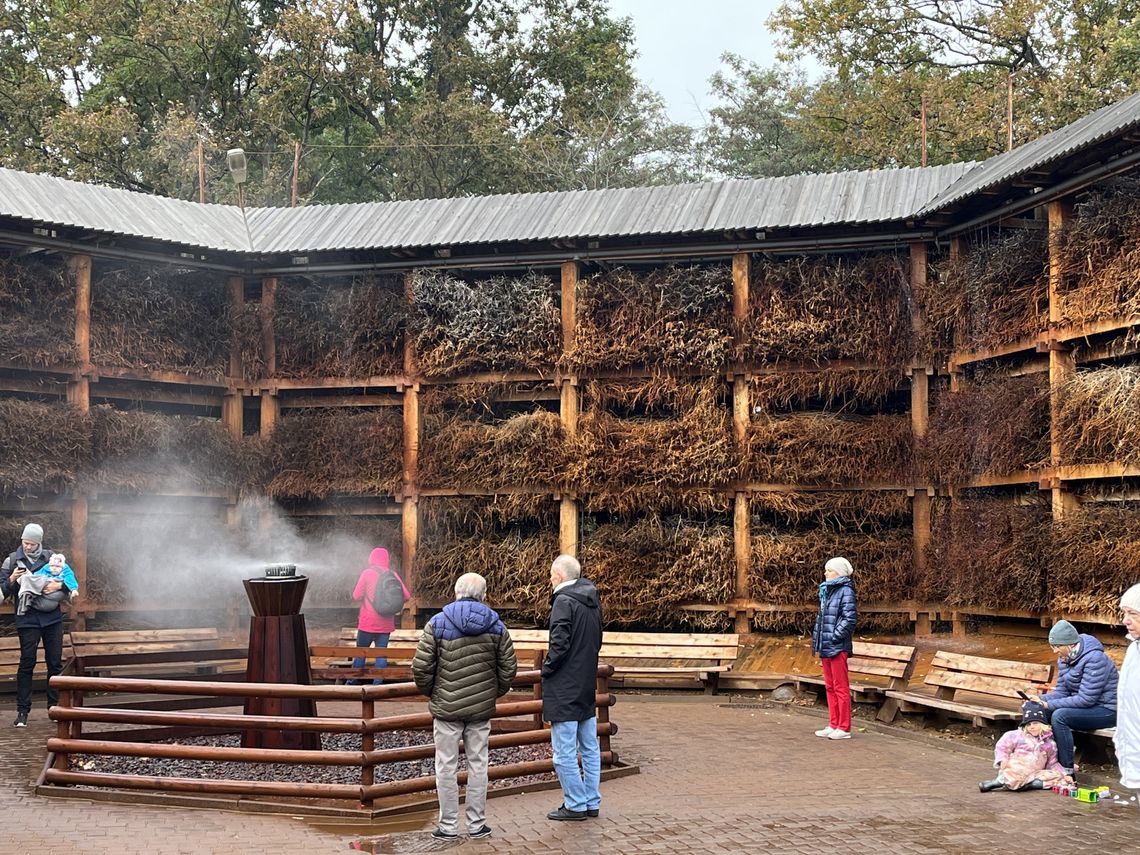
[
  {"x1": 1027, "y1": 619, "x2": 1118, "y2": 778},
  {"x1": 811, "y1": 556, "x2": 858, "y2": 740}
]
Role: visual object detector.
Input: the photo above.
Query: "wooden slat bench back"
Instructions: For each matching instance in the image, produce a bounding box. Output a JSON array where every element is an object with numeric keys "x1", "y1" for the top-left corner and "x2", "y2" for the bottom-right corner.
[{"x1": 881, "y1": 650, "x2": 1054, "y2": 726}]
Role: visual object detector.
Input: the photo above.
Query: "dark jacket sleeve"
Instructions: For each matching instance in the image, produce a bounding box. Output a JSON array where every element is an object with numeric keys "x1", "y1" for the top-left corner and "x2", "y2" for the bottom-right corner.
[
  {"x1": 496, "y1": 631, "x2": 518, "y2": 696},
  {"x1": 0, "y1": 554, "x2": 14, "y2": 600},
  {"x1": 410, "y1": 621, "x2": 438, "y2": 697},
  {"x1": 542, "y1": 596, "x2": 572, "y2": 677}
]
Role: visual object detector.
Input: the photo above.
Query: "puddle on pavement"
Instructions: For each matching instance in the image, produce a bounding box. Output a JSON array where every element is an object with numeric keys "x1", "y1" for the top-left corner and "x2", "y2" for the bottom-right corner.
[{"x1": 302, "y1": 811, "x2": 464, "y2": 853}]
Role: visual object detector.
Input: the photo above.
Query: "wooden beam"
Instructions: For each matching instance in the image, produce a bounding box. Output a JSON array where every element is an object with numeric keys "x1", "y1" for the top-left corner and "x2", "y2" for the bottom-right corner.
[
  {"x1": 1047, "y1": 199, "x2": 1077, "y2": 521},
  {"x1": 67, "y1": 253, "x2": 92, "y2": 411},
  {"x1": 732, "y1": 376, "x2": 749, "y2": 446},
  {"x1": 403, "y1": 384, "x2": 420, "y2": 494},
  {"x1": 731, "y1": 252, "x2": 749, "y2": 322},
  {"x1": 559, "y1": 260, "x2": 580, "y2": 558},
  {"x1": 69, "y1": 494, "x2": 88, "y2": 629},
  {"x1": 279, "y1": 394, "x2": 403, "y2": 409},
  {"x1": 733, "y1": 492, "x2": 750, "y2": 634},
  {"x1": 85, "y1": 365, "x2": 229, "y2": 388},
  {"x1": 561, "y1": 261, "x2": 578, "y2": 353},
  {"x1": 401, "y1": 498, "x2": 418, "y2": 629}
]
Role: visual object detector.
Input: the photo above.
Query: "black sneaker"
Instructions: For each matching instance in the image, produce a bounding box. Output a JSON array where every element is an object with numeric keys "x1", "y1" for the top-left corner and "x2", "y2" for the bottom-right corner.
[
  {"x1": 586, "y1": 807, "x2": 600, "y2": 817},
  {"x1": 468, "y1": 825, "x2": 492, "y2": 839},
  {"x1": 13, "y1": 713, "x2": 27, "y2": 727},
  {"x1": 430, "y1": 828, "x2": 458, "y2": 840}
]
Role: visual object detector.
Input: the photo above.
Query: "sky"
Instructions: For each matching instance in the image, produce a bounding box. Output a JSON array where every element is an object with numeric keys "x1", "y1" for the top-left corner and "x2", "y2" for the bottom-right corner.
[{"x1": 607, "y1": 0, "x2": 791, "y2": 126}]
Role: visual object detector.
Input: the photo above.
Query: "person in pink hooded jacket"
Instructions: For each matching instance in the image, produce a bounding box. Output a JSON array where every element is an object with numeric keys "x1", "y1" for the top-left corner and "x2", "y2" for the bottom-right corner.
[{"x1": 350, "y1": 547, "x2": 410, "y2": 684}]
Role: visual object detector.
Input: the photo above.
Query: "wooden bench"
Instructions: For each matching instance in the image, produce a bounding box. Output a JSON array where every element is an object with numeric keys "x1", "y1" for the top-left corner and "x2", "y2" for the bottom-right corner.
[
  {"x1": 880, "y1": 651, "x2": 1053, "y2": 727},
  {"x1": 332, "y1": 627, "x2": 740, "y2": 692},
  {"x1": 0, "y1": 634, "x2": 75, "y2": 691},
  {"x1": 70, "y1": 628, "x2": 246, "y2": 680},
  {"x1": 309, "y1": 629, "x2": 419, "y2": 683},
  {"x1": 792, "y1": 641, "x2": 918, "y2": 720}
]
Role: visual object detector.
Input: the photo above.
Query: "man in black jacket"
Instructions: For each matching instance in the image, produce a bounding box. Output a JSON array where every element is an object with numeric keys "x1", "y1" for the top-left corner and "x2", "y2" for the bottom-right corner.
[
  {"x1": 0, "y1": 523, "x2": 66, "y2": 727},
  {"x1": 541, "y1": 554, "x2": 603, "y2": 821}
]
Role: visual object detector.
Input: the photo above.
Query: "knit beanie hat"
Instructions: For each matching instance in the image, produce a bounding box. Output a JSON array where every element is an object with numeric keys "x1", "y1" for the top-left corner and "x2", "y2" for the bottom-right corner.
[
  {"x1": 1121, "y1": 583, "x2": 1140, "y2": 613},
  {"x1": 369, "y1": 547, "x2": 390, "y2": 570},
  {"x1": 1021, "y1": 702, "x2": 1048, "y2": 727},
  {"x1": 21, "y1": 523, "x2": 43, "y2": 546},
  {"x1": 1048, "y1": 620, "x2": 1080, "y2": 646},
  {"x1": 824, "y1": 556, "x2": 853, "y2": 577},
  {"x1": 49, "y1": 553, "x2": 65, "y2": 568}
]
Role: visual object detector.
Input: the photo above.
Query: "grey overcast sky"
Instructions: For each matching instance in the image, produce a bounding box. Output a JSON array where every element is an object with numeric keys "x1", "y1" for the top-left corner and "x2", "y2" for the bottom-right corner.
[{"x1": 607, "y1": 0, "x2": 788, "y2": 126}]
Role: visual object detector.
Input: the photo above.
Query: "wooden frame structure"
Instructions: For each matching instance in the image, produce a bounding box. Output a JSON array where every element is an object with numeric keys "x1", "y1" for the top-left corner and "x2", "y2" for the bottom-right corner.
[{"x1": 5, "y1": 121, "x2": 1140, "y2": 635}]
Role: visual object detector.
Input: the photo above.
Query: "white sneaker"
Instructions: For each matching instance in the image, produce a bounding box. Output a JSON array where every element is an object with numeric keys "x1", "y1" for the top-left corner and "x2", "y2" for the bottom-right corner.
[
  {"x1": 828, "y1": 729, "x2": 852, "y2": 740},
  {"x1": 814, "y1": 726, "x2": 834, "y2": 737}
]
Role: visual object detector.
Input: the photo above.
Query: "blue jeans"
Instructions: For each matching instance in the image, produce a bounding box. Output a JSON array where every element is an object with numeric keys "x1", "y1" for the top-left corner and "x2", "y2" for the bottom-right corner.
[
  {"x1": 1046, "y1": 704, "x2": 1116, "y2": 769},
  {"x1": 550, "y1": 717, "x2": 600, "y2": 813},
  {"x1": 348, "y1": 630, "x2": 389, "y2": 685}
]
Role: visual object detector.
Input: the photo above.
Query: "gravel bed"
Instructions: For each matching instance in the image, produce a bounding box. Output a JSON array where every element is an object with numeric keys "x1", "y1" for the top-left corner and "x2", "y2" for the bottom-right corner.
[{"x1": 71, "y1": 730, "x2": 555, "y2": 788}]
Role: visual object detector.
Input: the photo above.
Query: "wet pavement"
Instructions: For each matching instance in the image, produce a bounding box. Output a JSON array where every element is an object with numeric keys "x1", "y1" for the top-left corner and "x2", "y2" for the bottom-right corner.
[{"x1": 1, "y1": 693, "x2": 1135, "y2": 854}]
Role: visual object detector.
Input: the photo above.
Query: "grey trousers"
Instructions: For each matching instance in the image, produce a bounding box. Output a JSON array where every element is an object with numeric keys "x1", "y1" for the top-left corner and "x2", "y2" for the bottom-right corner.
[{"x1": 433, "y1": 717, "x2": 491, "y2": 835}]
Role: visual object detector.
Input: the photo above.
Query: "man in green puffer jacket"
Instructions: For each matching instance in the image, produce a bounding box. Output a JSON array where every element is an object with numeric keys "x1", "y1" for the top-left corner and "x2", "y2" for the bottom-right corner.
[{"x1": 412, "y1": 572, "x2": 517, "y2": 841}]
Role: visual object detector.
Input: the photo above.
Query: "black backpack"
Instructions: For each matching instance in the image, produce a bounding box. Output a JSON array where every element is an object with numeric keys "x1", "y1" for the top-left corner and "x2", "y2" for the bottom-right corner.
[{"x1": 370, "y1": 569, "x2": 407, "y2": 616}]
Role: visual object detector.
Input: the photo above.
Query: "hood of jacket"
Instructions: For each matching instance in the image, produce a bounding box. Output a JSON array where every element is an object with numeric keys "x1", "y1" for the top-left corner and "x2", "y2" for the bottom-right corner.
[
  {"x1": 437, "y1": 598, "x2": 503, "y2": 637},
  {"x1": 368, "y1": 547, "x2": 389, "y2": 570},
  {"x1": 1072, "y1": 633, "x2": 1107, "y2": 661},
  {"x1": 553, "y1": 578, "x2": 600, "y2": 609}
]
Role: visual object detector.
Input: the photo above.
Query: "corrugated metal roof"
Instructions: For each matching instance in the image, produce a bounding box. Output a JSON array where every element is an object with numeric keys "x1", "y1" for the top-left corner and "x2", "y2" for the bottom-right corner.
[
  {"x1": 0, "y1": 166, "x2": 250, "y2": 253},
  {"x1": 920, "y1": 90, "x2": 1140, "y2": 215},
  {"x1": 244, "y1": 163, "x2": 975, "y2": 254},
  {"x1": 0, "y1": 161, "x2": 974, "y2": 257}
]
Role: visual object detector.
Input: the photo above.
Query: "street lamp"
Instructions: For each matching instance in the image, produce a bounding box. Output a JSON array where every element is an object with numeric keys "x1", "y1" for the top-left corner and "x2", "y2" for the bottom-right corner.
[{"x1": 226, "y1": 147, "x2": 253, "y2": 249}]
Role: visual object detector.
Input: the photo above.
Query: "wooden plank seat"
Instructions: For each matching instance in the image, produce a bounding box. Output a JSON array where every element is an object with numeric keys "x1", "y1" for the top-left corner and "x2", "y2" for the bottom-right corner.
[
  {"x1": 0, "y1": 634, "x2": 74, "y2": 692},
  {"x1": 333, "y1": 627, "x2": 740, "y2": 692},
  {"x1": 70, "y1": 628, "x2": 245, "y2": 680},
  {"x1": 309, "y1": 632, "x2": 419, "y2": 683},
  {"x1": 792, "y1": 641, "x2": 917, "y2": 714},
  {"x1": 880, "y1": 651, "x2": 1053, "y2": 727}
]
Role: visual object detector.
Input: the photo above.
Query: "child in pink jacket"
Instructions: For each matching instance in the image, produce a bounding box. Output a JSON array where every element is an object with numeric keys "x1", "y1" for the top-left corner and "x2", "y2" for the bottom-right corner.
[
  {"x1": 349, "y1": 547, "x2": 410, "y2": 684},
  {"x1": 979, "y1": 703, "x2": 1073, "y2": 792}
]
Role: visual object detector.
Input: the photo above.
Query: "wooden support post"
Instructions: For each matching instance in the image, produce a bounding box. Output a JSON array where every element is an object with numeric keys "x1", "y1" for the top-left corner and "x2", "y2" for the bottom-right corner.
[
  {"x1": 67, "y1": 253, "x2": 92, "y2": 630},
  {"x1": 69, "y1": 496, "x2": 88, "y2": 629},
  {"x1": 948, "y1": 237, "x2": 966, "y2": 392},
  {"x1": 731, "y1": 251, "x2": 751, "y2": 633},
  {"x1": 732, "y1": 376, "x2": 749, "y2": 447},
  {"x1": 1047, "y1": 200, "x2": 1079, "y2": 521},
  {"x1": 733, "y1": 492, "x2": 750, "y2": 635},
  {"x1": 401, "y1": 271, "x2": 420, "y2": 628},
  {"x1": 401, "y1": 498, "x2": 418, "y2": 629},
  {"x1": 259, "y1": 277, "x2": 278, "y2": 434},
  {"x1": 910, "y1": 242, "x2": 932, "y2": 639},
  {"x1": 223, "y1": 279, "x2": 243, "y2": 433},
  {"x1": 560, "y1": 261, "x2": 580, "y2": 558}
]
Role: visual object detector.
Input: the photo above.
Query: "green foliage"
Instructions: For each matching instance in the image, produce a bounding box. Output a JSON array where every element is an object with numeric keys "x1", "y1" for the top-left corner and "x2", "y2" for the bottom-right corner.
[{"x1": 0, "y1": 0, "x2": 675, "y2": 201}]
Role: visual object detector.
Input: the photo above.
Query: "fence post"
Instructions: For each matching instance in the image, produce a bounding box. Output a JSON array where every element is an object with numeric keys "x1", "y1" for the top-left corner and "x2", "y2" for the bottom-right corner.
[
  {"x1": 53, "y1": 688, "x2": 72, "y2": 776},
  {"x1": 596, "y1": 665, "x2": 613, "y2": 763},
  {"x1": 361, "y1": 697, "x2": 375, "y2": 809},
  {"x1": 531, "y1": 650, "x2": 545, "y2": 729}
]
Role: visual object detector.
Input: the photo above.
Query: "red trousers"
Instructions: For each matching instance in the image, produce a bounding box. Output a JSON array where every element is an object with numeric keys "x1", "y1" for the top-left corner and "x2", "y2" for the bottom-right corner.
[{"x1": 821, "y1": 651, "x2": 851, "y2": 732}]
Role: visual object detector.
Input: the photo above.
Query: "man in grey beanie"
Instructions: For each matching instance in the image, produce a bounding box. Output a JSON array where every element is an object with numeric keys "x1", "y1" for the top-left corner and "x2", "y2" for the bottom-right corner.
[
  {"x1": 1026, "y1": 619, "x2": 1117, "y2": 779},
  {"x1": 0, "y1": 523, "x2": 67, "y2": 727}
]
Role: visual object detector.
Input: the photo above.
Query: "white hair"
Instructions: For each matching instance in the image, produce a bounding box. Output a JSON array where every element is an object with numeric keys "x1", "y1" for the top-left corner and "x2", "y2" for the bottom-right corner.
[
  {"x1": 551, "y1": 554, "x2": 581, "y2": 580},
  {"x1": 824, "y1": 556, "x2": 854, "y2": 577},
  {"x1": 454, "y1": 572, "x2": 487, "y2": 601}
]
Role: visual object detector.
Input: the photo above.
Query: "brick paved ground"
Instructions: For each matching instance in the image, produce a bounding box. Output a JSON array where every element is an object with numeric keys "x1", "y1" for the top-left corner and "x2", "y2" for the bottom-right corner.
[{"x1": 1, "y1": 694, "x2": 1135, "y2": 854}]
